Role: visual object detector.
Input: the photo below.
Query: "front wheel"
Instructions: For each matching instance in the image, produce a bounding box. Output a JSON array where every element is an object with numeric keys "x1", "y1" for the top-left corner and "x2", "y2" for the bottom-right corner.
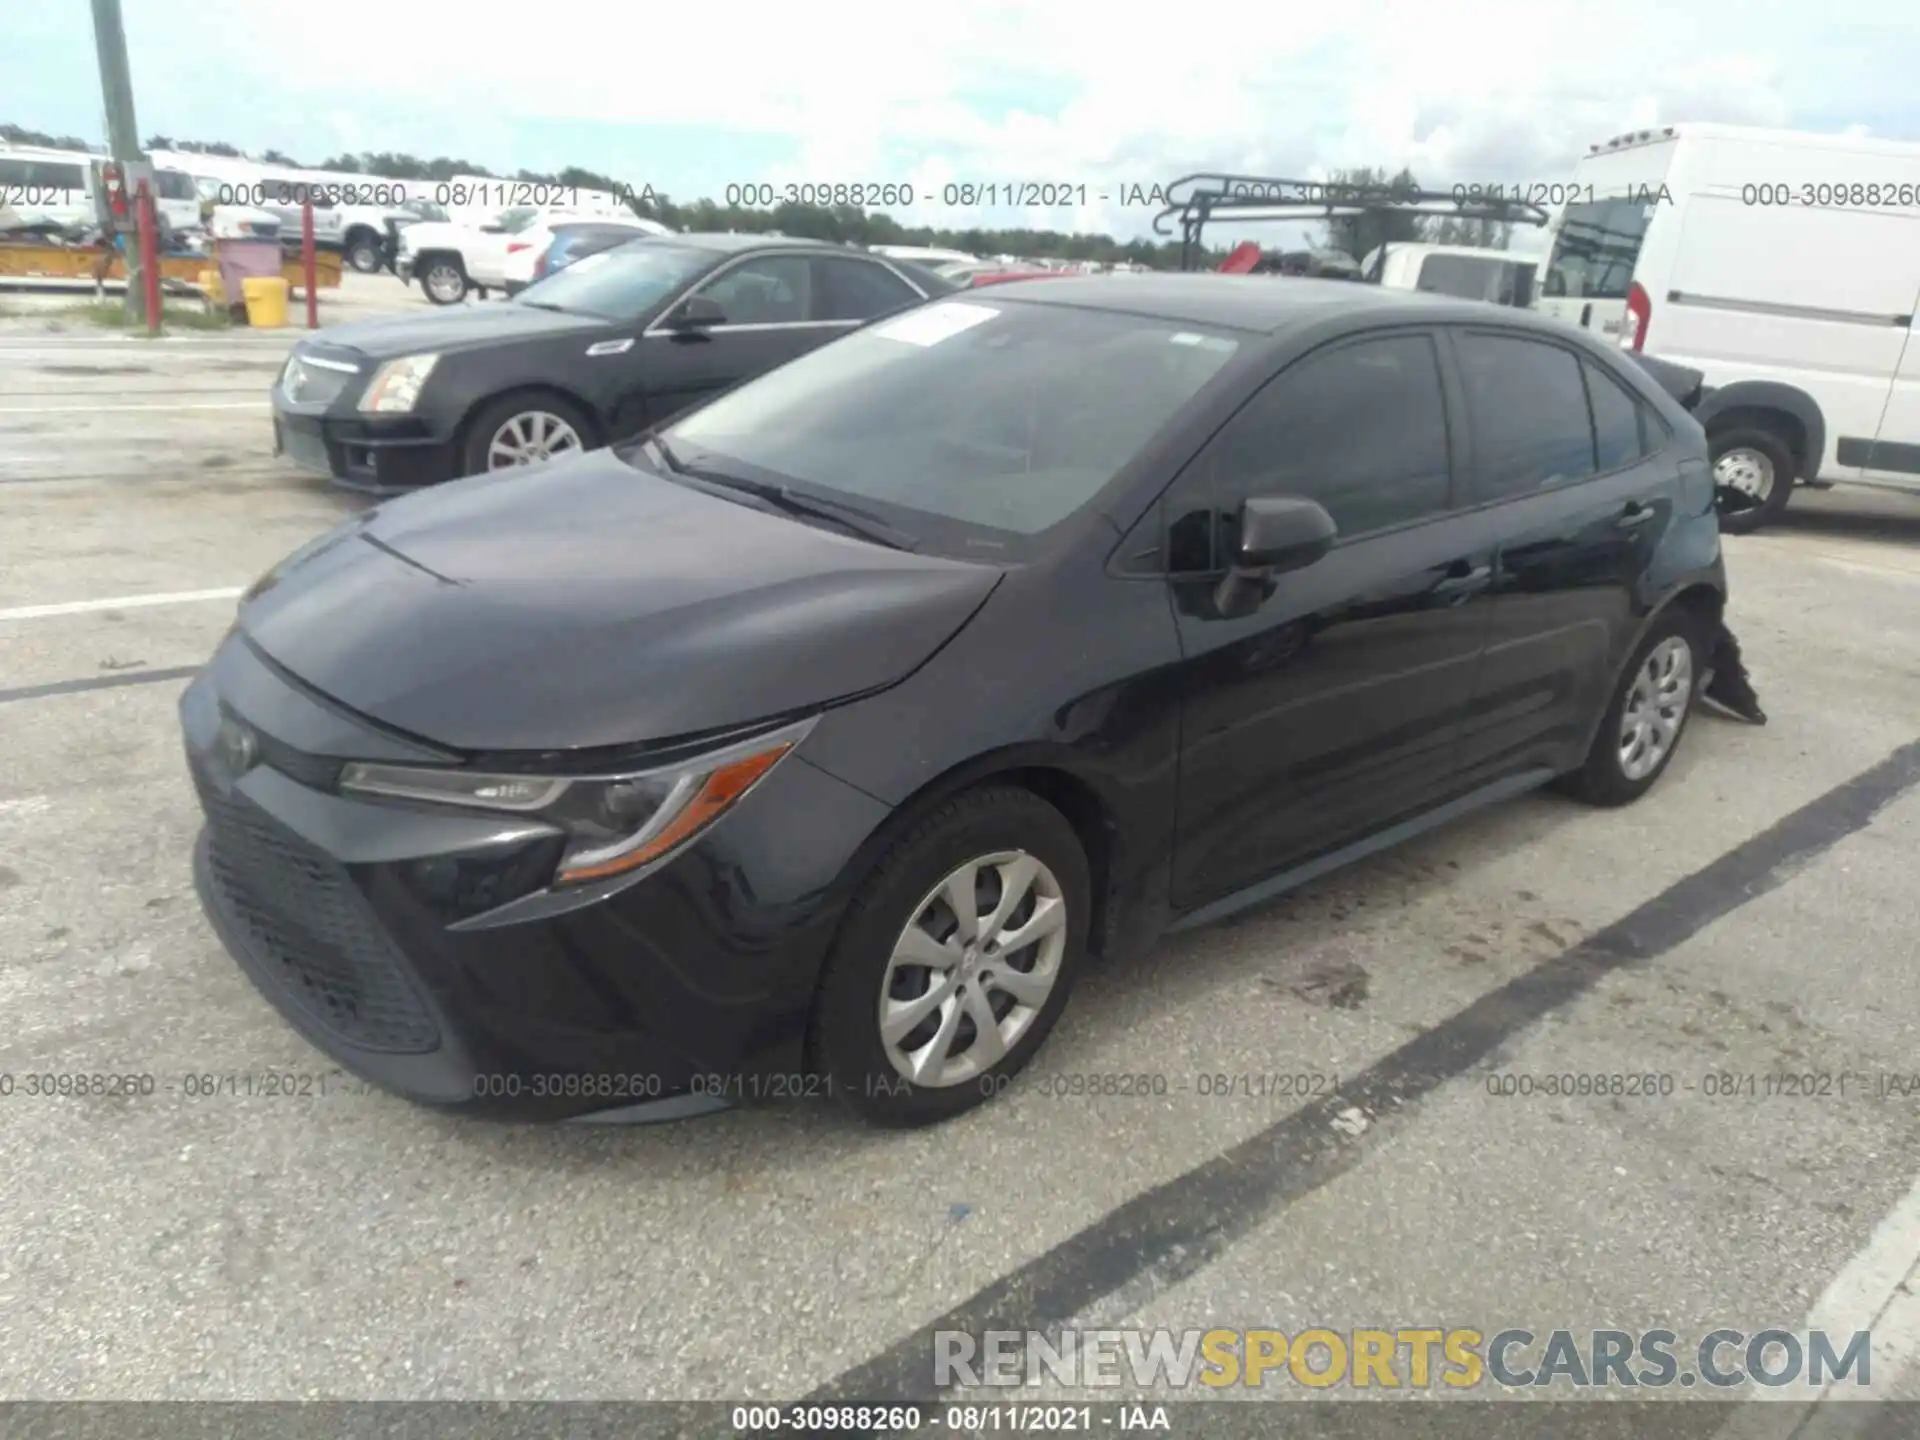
[
  {"x1": 1563, "y1": 611, "x2": 1703, "y2": 807},
  {"x1": 811, "y1": 786, "x2": 1091, "y2": 1127},
  {"x1": 1711, "y1": 427, "x2": 1796, "y2": 535},
  {"x1": 459, "y1": 391, "x2": 595, "y2": 476}
]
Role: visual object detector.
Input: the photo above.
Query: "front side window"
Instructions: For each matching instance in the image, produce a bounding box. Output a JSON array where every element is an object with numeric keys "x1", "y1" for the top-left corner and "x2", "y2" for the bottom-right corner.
[
  {"x1": 1455, "y1": 332, "x2": 1597, "y2": 498},
  {"x1": 692, "y1": 256, "x2": 814, "y2": 324},
  {"x1": 656, "y1": 299, "x2": 1241, "y2": 552},
  {"x1": 1168, "y1": 333, "x2": 1454, "y2": 569}
]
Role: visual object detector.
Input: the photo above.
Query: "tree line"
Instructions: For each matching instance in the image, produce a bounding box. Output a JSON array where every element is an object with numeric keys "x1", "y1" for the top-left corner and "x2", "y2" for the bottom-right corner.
[{"x1": 6, "y1": 123, "x2": 1518, "y2": 265}]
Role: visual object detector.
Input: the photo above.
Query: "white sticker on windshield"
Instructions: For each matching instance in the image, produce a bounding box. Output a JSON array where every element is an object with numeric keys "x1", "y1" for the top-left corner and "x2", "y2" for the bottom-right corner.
[
  {"x1": 871, "y1": 301, "x2": 999, "y2": 347},
  {"x1": 1170, "y1": 332, "x2": 1205, "y2": 346}
]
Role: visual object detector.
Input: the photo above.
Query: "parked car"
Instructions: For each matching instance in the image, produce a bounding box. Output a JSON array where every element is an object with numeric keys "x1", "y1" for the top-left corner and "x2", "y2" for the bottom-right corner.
[
  {"x1": 272, "y1": 233, "x2": 955, "y2": 490},
  {"x1": 1364, "y1": 242, "x2": 1536, "y2": 308},
  {"x1": 504, "y1": 216, "x2": 674, "y2": 295},
  {"x1": 1533, "y1": 122, "x2": 1920, "y2": 532},
  {"x1": 397, "y1": 202, "x2": 642, "y2": 303},
  {"x1": 203, "y1": 275, "x2": 1761, "y2": 1126}
]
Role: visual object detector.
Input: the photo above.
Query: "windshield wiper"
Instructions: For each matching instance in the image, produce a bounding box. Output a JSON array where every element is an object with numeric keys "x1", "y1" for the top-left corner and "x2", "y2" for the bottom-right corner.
[{"x1": 686, "y1": 468, "x2": 916, "y2": 551}]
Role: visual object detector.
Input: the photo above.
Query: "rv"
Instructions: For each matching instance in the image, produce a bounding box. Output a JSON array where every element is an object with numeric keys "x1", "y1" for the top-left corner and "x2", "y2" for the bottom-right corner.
[
  {"x1": 1533, "y1": 123, "x2": 1920, "y2": 531},
  {"x1": 1366, "y1": 242, "x2": 1536, "y2": 307}
]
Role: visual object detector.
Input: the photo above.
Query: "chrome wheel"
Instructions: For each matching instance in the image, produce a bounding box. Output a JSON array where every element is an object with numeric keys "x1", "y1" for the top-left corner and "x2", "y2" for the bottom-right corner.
[
  {"x1": 1714, "y1": 447, "x2": 1775, "y2": 503},
  {"x1": 879, "y1": 851, "x2": 1068, "y2": 1088},
  {"x1": 424, "y1": 262, "x2": 465, "y2": 303},
  {"x1": 1618, "y1": 636, "x2": 1693, "y2": 781},
  {"x1": 486, "y1": 411, "x2": 583, "y2": 469}
]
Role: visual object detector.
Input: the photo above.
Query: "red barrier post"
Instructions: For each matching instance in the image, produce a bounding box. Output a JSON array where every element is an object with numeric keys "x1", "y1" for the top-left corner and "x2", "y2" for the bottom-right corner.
[
  {"x1": 136, "y1": 181, "x2": 161, "y2": 336},
  {"x1": 302, "y1": 201, "x2": 318, "y2": 328}
]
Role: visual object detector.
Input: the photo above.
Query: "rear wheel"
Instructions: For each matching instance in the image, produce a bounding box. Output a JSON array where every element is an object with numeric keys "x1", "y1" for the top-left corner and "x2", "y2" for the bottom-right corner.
[
  {"x1": 1564, "y1": 609, "x2": 1703, "y2": 807},
  {"x1": 811, "y1": 786, "x2": 1091, "y2": 1127},
  {"x1": 459, "y1": 392, "x2": 595, "y2": 476},
  {"x1": 418, "y1": 253, "x2": 469, "y2": 305},
  {"x1": 1710, "y1": 425, "x2": 1796, "y2": 535},
  {"x1": 344, "y1": 228, "x2": 383, "y2": 274}
]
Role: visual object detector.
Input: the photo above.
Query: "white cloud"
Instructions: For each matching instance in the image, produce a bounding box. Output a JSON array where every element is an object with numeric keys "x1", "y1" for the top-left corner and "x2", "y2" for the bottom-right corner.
[{"x1": 86, "y1": 0, "x2": 1920, "y2": 241}]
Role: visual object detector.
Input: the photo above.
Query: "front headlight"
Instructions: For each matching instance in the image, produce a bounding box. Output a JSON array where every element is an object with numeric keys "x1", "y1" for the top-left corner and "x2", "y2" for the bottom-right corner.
[
  {"x1": 358, "y1": 353, "x2": 440, "y2": 414},
  {"x1": 337, "y1": 718, "x2": 812, "y2": 887}
]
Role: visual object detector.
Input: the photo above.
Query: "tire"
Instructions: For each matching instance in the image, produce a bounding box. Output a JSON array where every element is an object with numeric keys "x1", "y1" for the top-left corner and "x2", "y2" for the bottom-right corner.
[
  {"x1": 1564, "y1": 609, "x2": 1704, "y2": 807},
  {"x1": 1710, "y1": 425, "x2": 1796, "y2": 535},
  {"x1": 458, "y1": 391, "x2": 596, "y2": 477},
  {"x1": 417, "y1": 253, "x2": 469, "y2": 305},
  {"x1": 344, "y1": 229, "x2": 383, "y2": 274},
  {"x1": 811, "y1": 785, "x2": 1092, "y2": 1127}
]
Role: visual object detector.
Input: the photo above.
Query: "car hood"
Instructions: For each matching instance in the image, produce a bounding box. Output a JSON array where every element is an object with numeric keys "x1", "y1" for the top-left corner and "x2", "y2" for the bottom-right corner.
[
  {"x1": 304, "y1": 303, "x2": 606, "y2": 359},
  {"x1": 235, "y1": 451, "x2": 1003, "y2": 753}
]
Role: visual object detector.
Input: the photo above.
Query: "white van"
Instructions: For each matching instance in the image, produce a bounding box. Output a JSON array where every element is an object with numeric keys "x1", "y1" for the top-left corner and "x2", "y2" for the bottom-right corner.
[
  {"x1": 0, "y1": 146, "x2": 208, "y2": 236},
  {"x1": 1533, "y1": 123, "x2": 1920, "y2": 531},
  {"x1": 1365, "y1": 242, "x2": 1536, "y2": 307}
]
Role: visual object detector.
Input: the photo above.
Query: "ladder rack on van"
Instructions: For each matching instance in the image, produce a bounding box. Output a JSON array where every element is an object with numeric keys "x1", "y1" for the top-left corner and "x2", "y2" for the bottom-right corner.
[{"x1": 1152, "y1": 173, "x2": 1552, "y2": 273}]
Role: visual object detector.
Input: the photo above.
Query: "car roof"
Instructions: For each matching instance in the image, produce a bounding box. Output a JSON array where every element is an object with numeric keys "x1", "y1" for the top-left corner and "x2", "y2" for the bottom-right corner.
[
  {"x1": 983, "y1": 273, "x2": 1566, "y2": 336},
  {"x1": 665, "y1": 231, "x2": 843, "y2": 254}
]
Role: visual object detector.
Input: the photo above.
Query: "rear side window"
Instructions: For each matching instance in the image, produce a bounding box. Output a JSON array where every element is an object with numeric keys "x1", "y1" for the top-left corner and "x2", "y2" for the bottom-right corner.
[
  {"x1": 812, "y1": 257, "x2": 921, "y2": 321},
  {"x1": 1170, "y1": 332, "x2": 1453, "y2": 564},
  {"x1": 1455, "y1": 332, "x2": 1597, "y2": 498},
  {"x1": 1583, "y1": 360, "x2": 1662, "y2": 470}
]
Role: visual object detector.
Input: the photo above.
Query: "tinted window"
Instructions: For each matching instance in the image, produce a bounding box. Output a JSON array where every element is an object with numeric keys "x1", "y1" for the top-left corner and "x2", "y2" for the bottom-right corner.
[
  {"x1": 1182, "y1": 334, "x2": 1453, "y2": 556},
  {"x1": 513, "y1": 241, "x2": 714, "y2": 319},
  {"x1": 1541, "y1": 199, "x2": 1653, "y2": 300},
  {"x1": 814, "y1": 257, "x2": 920, "y2": 320},
  {"x1": 694, "y1": 255, "x2": 814, "y2": 323},
  {"x1": 155, "y1": 169, "x2": 196, "y2": 200},
  {"x1": 1584, "y1": 360, "x2": 1652, "y2": 471},
  {"x1": 1455, "y1": 333, "x2": 1596, "y2": 497},
  {"x1": 660, "y1": 301, "x2": 1239, "y2": 547},
  {"x1": 496, "y1": 206, "x2": 542, "y2": 234},
  {"x1": 1418, "y1": 254, "x2": 1505, "y2": 302}
]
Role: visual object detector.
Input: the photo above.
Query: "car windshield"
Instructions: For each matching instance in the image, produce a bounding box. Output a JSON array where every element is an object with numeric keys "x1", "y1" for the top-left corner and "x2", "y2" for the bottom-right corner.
[
  {"x1": 655, "y1": 299, "x2": 1242, "y2": 551},
  {"x1": 512, "y1": 241, "x2": 713, "y2": 319},
  {"x1": 495, "y1": 205, "x2": 543, "y2": 235}
]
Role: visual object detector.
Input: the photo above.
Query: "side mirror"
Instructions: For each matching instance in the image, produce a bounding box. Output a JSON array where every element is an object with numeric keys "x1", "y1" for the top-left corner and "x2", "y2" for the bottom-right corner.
[
  {"x1": 666, "y1": 295, "x2": 727, "y2": 329},
  {"x1": 1214, "y1": 496, "x2": 1337, "y2": 618},
  {"x1": 1235, "y1": 496, "x2": 1337, "y2": 573}
]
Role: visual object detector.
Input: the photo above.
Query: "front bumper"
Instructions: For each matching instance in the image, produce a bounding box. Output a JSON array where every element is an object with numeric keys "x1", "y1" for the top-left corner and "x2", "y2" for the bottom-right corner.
[
  {"x1": 272, "y1": 396, "x2": 460, "y2": 493},
  {"x1": 178, "y1": 635, "x2": 882, "y2": 1120}
]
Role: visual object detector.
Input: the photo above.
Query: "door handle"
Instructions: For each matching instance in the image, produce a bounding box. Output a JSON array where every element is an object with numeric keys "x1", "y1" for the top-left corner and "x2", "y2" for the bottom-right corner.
[
  {"x1": 1616, "y1": 502, "x2": 1658, "y2": 529},
  {"x1": 1579, "y1": 303, "x2": 1593, "y2": 328},
  {"x1": 1431, "y1": 563, "x2": 1491, "y2": 597}
]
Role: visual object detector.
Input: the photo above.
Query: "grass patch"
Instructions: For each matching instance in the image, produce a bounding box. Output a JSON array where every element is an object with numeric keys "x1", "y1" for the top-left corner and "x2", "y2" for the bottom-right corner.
[{"x1": 62, "y1": 299, "x2": 233, "y2": 333}]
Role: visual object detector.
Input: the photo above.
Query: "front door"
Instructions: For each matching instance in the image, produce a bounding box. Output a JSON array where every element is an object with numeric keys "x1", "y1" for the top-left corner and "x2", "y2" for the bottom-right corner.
[
  {"x1": 632, "y1": 253, "x2": 857, "y2": 428},
  {"x1": 1167, "y1": 330, "x2": 1494, "y2": 910}
]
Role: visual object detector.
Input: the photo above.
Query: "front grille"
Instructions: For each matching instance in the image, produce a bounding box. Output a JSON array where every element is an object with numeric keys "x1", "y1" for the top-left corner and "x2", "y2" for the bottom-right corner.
[
  {"x1": 194, "y1": 763, "x2": 439, "y2": 1054},
  {"x1": 280, "y1": 356, "x2": 351, "y2": 407}
]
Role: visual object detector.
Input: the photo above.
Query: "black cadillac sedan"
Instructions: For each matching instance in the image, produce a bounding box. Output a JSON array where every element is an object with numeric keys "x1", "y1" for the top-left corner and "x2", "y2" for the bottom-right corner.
[
  {"x1": 271, "y1": 233, "x2": 951, "y2": 493},
  {"x1": 187, "y1": 277, "x2": 1763, "y2": 1127}
]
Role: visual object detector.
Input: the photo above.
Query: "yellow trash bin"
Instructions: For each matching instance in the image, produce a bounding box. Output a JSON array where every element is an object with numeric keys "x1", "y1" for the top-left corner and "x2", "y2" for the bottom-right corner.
[{"x1": 240, "y1": 276, "x2": 290, "y2": 328}]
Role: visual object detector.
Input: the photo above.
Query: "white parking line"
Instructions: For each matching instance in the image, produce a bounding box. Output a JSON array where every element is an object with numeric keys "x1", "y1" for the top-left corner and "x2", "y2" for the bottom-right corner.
[
  {"x1": 0, "y1": 401, "x2": 269, "y2": 414},
  {"x1": 1715, "y1": 1169, "x2": 1920, "y2": 1437},
  {"x1": 0, "y1": 588, "x2": 244, "y2": 622}
]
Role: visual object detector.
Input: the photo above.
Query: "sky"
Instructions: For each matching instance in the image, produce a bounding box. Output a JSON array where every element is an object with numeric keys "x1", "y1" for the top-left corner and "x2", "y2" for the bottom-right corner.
[{"x1": 5, "y1": 0, "x2": 1917, "y2": 251}]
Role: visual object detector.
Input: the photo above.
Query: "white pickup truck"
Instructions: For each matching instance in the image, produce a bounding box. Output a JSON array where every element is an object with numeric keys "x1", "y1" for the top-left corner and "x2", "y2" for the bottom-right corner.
[{"x1": 396, "y1": 202, "x2": 646, "y2": 304}]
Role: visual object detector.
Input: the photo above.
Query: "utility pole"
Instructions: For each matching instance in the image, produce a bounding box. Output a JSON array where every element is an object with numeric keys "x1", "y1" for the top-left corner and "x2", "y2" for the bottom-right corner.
[{"x1": 88, "y1": 0, "x2": 147, "y2": 324}]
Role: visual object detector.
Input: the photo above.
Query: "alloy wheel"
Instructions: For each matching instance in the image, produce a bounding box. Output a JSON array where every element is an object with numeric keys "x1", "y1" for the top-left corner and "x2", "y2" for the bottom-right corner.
[
  {"x1": 486, "y1": 411, "x2": 583, "y2": 469},
  {"x1": 1618, "y1": 636, "x2": 1694, "y2": 781},
  {"x1": 878, "y1": 850, "x2": 1068, "y2": 1087},
  {"x1": 424, "y1": 264, "x2": 465, "y2": 303}
]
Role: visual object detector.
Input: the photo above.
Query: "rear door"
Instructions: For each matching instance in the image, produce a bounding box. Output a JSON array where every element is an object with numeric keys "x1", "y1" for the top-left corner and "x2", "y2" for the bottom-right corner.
[
  {"x1": 1166, "y1": 329, "x2": 1495, "y2": 909},
  {"x1": 1448, "y1": 327, "x2": 1684, "y2": 783},
  {"x1": 1857, "y1": 268, "x2": 1920, "y2": 489}
]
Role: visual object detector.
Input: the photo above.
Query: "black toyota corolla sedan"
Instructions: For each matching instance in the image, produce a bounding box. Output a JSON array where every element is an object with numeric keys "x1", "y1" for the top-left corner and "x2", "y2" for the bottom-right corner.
[
  {"x1": 271, "y1": 233, "x2": 952, "y2": 493},
  {"x1": 185, "y1": 276, "x2": 1763, "y2": 1127}
]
